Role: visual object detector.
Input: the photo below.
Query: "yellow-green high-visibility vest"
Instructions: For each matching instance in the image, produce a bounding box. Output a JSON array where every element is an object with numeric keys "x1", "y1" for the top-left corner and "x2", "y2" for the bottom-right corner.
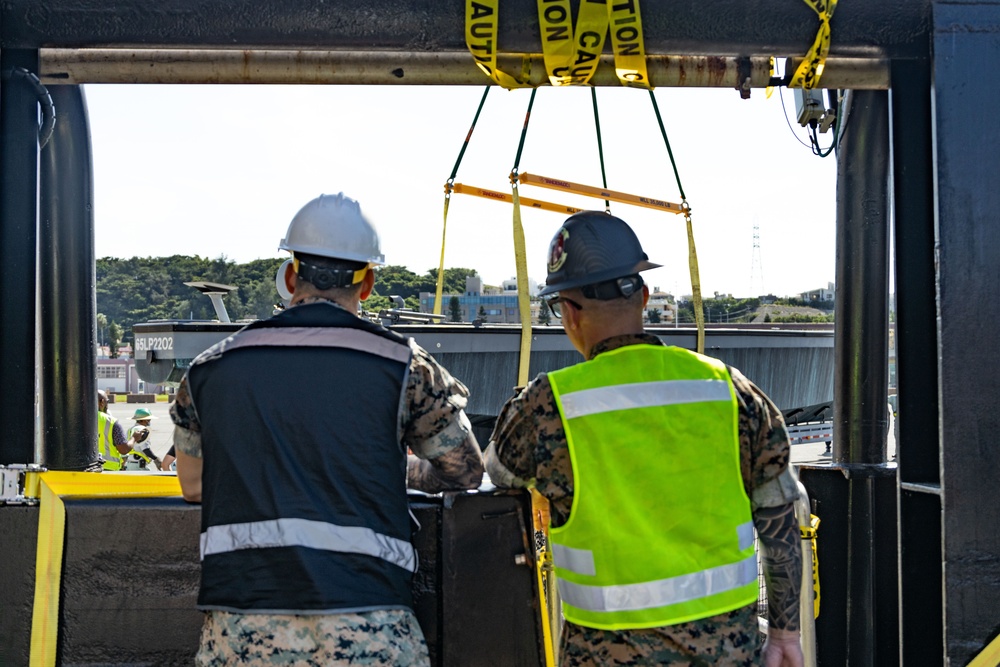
[
  {"x1": 548, "y1": 344, "x2": 757, "y2": 631},
  {"x1": 98, "y1": 411, "x2": 122, "y2": 471}
]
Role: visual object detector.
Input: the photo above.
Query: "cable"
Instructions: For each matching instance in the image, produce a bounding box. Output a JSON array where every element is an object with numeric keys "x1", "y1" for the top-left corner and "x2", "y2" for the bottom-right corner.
[
  {"x1": 2, "y1": 66, "x2": 56, "y2": 149},
  {"x1": 778, "y1": 87, "x2": 814, "y2": 150}
]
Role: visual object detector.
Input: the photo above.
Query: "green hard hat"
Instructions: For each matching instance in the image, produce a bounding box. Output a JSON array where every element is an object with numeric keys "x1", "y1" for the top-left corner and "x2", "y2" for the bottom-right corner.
[{"x1": 131, "y1": 408, "x2": 157, "y2": 421}]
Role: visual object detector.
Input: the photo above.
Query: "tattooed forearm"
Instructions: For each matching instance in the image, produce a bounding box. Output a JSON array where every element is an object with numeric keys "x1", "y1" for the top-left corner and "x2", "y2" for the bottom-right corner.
[
  {"x1": 407, "y1": 442, "x2": 484, "y2": 493},
  {"x1": 755, "y1": 502, "x2": 803, "y2": 632}
]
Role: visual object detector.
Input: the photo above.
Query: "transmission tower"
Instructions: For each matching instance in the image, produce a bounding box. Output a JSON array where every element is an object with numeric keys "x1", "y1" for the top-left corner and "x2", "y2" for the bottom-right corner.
[{"x1": 750, "y1": 222, "x2": 765, "y2": 297}]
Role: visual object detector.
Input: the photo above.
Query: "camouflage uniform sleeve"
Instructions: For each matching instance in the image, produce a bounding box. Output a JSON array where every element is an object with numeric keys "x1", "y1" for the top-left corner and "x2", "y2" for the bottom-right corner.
[
  {"x1": 730, "y1": 367, "x2": 796, "y2": 504},
  {"x1": 730, "y1": 367, "x2": 802, "y2": 634},
  {"x1": 486, "y1": 374, "x2": 575, "y2": 526},
  {"x1": 403, "y1": 342, "x2": 483, "y2": 492},
  {"x1": 169, "y1": 375, "x2": 203, "y2": 459}
]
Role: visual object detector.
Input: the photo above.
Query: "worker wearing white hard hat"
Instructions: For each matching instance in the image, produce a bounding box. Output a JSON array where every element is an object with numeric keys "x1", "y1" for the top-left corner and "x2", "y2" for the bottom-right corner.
[{"x1": 172, "y1": 193, "x2": 483, "y2": 667}]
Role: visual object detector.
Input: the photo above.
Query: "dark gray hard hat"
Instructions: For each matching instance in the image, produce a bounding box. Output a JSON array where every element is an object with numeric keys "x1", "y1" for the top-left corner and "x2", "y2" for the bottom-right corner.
[{"x1": 538, "y1": 211, "x2": 661, "y2": 296}]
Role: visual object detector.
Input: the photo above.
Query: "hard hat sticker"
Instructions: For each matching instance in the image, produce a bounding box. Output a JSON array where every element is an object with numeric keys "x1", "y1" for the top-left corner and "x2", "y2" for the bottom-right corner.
[{"x1": 549, "y1": 228, "x2": 570, "y2": 272}]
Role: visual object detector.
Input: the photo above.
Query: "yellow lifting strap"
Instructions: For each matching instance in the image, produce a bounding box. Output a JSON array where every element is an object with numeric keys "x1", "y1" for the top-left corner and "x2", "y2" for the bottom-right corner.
[
  {"x1": 25, "y1": 471, "x2": 183, "y2": 667},
  {"x1": 435, "y1": 190, "x2": 452, "y2": 315},
  {"x1": 968, "y1": 630, "x2": 1000, "y2": 667},
  {"x1": 789, "y1": 0, "x2": 838, "y2": 89},
  {"x1": 684, "y1": 205, "x2": 706, "y2": 355},
  {"x1": 511, "y1": 183, "x2": 534, "y2": 388},
  {"x1": 452, "y1": 183, "x2": 584, "y2": 216},
  {"x1": 518, "y1": 172, "x2": 684, "y2": 214}
]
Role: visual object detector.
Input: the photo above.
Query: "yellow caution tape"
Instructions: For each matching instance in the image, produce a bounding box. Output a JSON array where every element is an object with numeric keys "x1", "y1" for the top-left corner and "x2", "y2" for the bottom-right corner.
[
  {"x1": 27, "y1": 471, "x2": 183, "y2": 667},
  {"x1": 537, "y1": 0, "x2": 609, "y2": 86},
  {"x1": 608, "y1": 0, "x2": 651, "y2": 88},
  {"x1": 466, "y1": 0, "x2": 533, "y2": 89},
  {"x1": 529, "y1": 488, "x2": 558, "y2": 666},
  {"x1": 800, "y1": 513, "x2": 821, "y2": 618},
  {"x1": 519, "y1": 172, "x2": 684, "y2": 214},
  {"x1": 789, "y1": 0, "x2": 838, "y2": 89},
  {"x1": 511, "y1": 182, "x2": 533, "y2": 388},
  {"x1": 453, "y1": 183, "x2": 584, "y2": 216},
  {"x1": 433, "y1": 188, "x2": 452, "y2": 315}
]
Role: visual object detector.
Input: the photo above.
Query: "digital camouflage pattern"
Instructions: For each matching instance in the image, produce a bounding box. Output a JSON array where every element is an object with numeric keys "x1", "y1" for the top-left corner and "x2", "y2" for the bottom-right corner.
[
  {"x1": 195, "y1": 609, "x2": 429, "y2": 666},
  {"x1": 487, "y1": 333, "x2": 796, "y2": 666},
  {"x1": 171, "y1": 298, "x2": 482, "y2": 665}
]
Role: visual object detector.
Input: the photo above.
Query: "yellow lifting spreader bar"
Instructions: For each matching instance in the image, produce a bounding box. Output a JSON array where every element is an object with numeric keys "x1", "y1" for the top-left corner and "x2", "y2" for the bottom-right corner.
[
  {"x1": 518, "y1": 172, "x2": 686, "y2": 215},
  {"x1": 452, "y1": 183, "x2": 583, "y2": 216}
]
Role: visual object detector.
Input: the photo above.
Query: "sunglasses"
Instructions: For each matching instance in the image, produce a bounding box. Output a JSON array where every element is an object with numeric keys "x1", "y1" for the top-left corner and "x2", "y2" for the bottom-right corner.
[{"x1": 545, "y1": 295, "x2": 583, "y2": 319}]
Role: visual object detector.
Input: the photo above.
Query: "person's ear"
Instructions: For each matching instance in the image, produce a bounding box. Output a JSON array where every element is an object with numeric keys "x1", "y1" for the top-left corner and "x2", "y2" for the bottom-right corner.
[
  {"x1": 358, "y1": 268, "x2": 376, "y2": 301},
  {"x1": 642, "y1": 284, "x2": 650, "y2": 307},
  {"x1": 563, "y1": 298, "x2": 582, "y2": 331}
]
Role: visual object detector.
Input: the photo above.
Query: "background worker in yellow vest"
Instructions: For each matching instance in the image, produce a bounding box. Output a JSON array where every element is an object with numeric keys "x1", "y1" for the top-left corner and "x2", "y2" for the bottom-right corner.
[
  {"x1": 485, "y1": 211, "x2": 804, "y2": 667},
  {"x1": 97, "y1": 389, "x2": 130, "y2": 470}
]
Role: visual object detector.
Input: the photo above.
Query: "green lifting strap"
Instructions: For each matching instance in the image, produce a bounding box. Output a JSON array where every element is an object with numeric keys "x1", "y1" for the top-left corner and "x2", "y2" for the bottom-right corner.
[
  {"x1": 649, "y1": 90, "x2": 706, "y2": 355},
  {"x1": 434, "y1": 86, "x2": 491, "y2": 315},
  {"x1": 591, "y1": 88, "x2": 611, "y2": 213}
]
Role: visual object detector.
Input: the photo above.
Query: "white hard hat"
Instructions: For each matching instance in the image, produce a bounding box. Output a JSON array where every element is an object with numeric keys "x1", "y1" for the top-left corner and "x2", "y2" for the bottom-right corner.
[{"x1": 278, "y1": 193, "x2": 385, "y2": 265}]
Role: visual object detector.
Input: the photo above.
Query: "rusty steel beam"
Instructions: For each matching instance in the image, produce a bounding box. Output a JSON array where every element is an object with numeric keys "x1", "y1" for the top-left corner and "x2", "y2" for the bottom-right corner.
[
  {"x1": 3, "y1": 0, "x2": 929, "y2": 59},
  {"x1": 39, "y1": 49, "x2": 890, "y2": 89}
]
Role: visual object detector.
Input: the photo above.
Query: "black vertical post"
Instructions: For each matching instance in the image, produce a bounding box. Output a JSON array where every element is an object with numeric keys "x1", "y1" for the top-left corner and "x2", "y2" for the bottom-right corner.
[
  {"x1": 39, "y1": 85, "x2": 98, "y2": 470},
  {"x1": 932, "y1": 2, "x2": 1000, "y2": 663},
  {"x1": 834, "y1": 89, "x2": 893, "y2": 667},
  {"x1": 889, "y1": 58, "x2": 943, "y2": 666},
  {"x1": 833, "y1": 90, "x2": 890, "y2": 467},
  {"x1": 0, "y1": 48, "x2": 40, "y2": 465}
]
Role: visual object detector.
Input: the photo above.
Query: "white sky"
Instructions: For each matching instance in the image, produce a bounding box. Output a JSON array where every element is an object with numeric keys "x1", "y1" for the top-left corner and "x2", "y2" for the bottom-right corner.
[{"x1": 85, "y1": 84, "x2": 836, "y2": 298}]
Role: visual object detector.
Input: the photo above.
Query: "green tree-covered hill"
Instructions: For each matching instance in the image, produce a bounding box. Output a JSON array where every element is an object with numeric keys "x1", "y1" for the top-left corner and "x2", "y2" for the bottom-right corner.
[{"x1": 97, "y1": 256, "x2": 478, "y2": 347}]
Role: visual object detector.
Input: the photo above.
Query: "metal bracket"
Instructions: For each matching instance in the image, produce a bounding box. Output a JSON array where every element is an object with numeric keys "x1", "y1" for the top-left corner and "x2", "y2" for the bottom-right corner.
[{"x1": 0, "y1": 464, "x2": 47, "y2": 505}]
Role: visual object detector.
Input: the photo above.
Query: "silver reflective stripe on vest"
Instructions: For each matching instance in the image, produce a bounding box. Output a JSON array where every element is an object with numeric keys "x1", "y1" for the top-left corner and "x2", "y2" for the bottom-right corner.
[
  {"x1": 558, "y1": 554, "x2": 757, "y2": 613},
  {"x1": 200, "y1": 518, "x2": 417, "y2": 572},
  {"x1": 552, "y1": 543, "x2": 597, "y2": 576},
  {"x1": 737, "y1": 521, "x2": 755, "y2": 551},
  {"x1": 559, "y1": 380, "x2": 733, "y2": 420},
  {"x1": 204, "y1": 327, "x2": 411, "y2": 365}
]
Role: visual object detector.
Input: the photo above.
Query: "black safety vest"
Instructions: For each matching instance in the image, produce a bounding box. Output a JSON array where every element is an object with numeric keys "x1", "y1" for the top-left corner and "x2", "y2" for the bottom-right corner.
[{"x1": 187, "y1": 302, "x2": 415, "y2": 614}]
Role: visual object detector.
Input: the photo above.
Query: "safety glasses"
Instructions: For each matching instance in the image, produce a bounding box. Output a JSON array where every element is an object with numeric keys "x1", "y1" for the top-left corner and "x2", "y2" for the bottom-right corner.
[{"x1": 545, "y1": 295, "x2": 583, "y2": 319}]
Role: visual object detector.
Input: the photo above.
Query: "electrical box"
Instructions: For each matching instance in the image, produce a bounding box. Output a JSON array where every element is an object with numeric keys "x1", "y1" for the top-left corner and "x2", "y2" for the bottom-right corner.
[{"x1": 794, "y1": 88, "x2": 837, "y2": 133}]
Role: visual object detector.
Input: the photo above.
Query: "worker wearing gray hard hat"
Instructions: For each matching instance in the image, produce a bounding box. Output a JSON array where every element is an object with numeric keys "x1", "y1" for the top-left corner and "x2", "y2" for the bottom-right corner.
[
  {"x1": 171, "y1": 193, "x2": 483, "y2": 666},
  {"x1": 484, "y1": 211, "x2": 804, "y2": 666}
]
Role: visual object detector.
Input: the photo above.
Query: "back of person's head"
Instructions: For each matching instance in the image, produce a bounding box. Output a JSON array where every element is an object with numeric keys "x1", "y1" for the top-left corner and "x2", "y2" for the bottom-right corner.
[
  {"x1": 538, "y1": 211, "x2": 660, "y2": 309},
  {"x1": 97, "y1": 389, "x2": 108, "y2": 411},
  {"x1": 279, "y1": 193, "x2": 384, "y2": 296}
]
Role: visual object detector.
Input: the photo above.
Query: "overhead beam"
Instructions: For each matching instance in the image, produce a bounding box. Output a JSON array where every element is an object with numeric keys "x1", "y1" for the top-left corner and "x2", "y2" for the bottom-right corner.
[
  {"x1": 4, "y1": 0, "x2": 929, "y2": 59},
  {"x1": 38, "y1": 49, "x2": 890, "y2": 89}
]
